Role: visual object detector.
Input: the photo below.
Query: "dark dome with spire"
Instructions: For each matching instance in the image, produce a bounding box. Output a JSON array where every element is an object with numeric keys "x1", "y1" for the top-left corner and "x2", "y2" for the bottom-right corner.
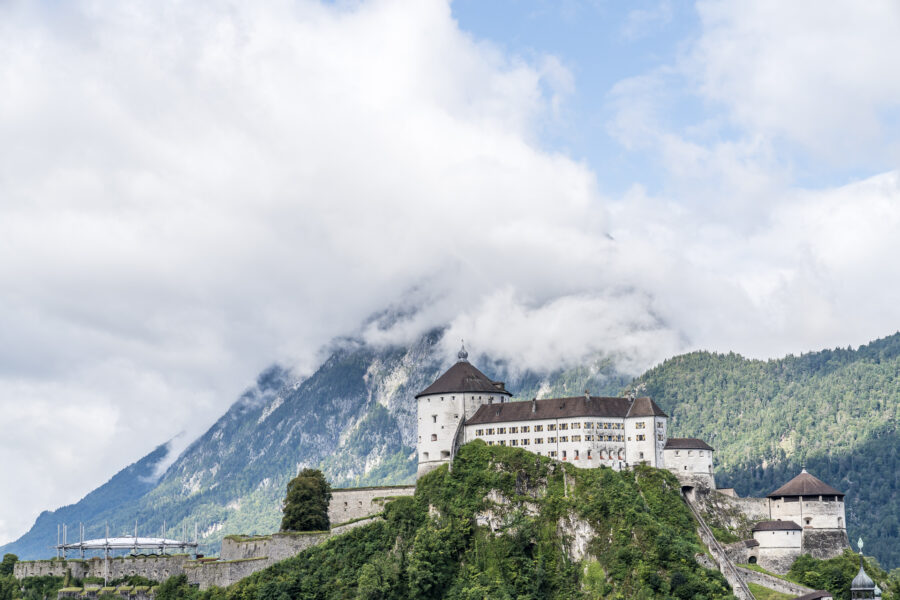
[
  {"x1": 852, "y1": 564, "x2": 875, "y2": 592},
  {"x1": 416, "y1": 345, "x2": 511, "y2": 398}
]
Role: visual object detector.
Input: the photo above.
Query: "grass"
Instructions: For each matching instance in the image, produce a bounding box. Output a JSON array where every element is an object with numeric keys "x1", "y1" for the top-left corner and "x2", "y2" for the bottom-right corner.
[
  {"x1": 748, "y1": 582, "x2": 794, "y2": 600},
  {"x1": 739, "y1": 563, "x2": 803, "y2": 584}
]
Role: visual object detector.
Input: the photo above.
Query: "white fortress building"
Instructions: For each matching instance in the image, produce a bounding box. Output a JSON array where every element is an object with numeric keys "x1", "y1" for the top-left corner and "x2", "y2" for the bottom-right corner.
[{"x1": 416, "y1": 346, "x2": 708, "y2": 482}]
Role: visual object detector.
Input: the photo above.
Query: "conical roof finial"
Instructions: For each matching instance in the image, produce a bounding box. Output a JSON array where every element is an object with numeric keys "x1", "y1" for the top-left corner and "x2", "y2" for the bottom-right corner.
[{"x1": 458, "y1": 340, "x2": 468, "y2": 362}]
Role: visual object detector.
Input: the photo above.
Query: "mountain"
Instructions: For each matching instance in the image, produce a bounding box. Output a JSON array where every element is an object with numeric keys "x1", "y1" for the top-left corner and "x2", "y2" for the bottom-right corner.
[
  {"x1": 634, "y1": 334, "x2": 900, "y2": 569},
  {"x1": 4, "y1": 327, "x2": 898, "y2": 569},
  {"x1": 0, "y1": 328, "x2": 628, "y2": 559}
]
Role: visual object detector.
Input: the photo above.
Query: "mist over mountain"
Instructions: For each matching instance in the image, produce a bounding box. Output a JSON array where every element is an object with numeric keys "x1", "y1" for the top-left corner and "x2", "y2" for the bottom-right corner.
[{"x1": 3, "y1": 327, "x2": 897, "y2": 569}]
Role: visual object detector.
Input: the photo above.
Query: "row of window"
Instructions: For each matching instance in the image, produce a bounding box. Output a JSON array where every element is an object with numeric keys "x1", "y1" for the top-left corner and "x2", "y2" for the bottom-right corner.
[
  {"x1": 478, "y1": 434, "x2": 627, "y2": 444},
  {"x1": 475, "y1": 421, "x2": 633, "y2": 436}
]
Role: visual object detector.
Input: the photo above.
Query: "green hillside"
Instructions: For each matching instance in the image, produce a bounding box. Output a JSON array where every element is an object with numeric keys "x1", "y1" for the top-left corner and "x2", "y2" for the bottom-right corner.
[
  {"x1": 197, "y1": 442, "x2": 734, "y2": 600},
  {"x1": 634, "y1": 334, "x2": 900, "y2": 568}
]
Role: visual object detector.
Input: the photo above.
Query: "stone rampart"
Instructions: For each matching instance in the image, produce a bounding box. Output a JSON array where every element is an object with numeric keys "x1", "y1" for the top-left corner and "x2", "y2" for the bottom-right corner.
[
  {"x1": 220, "y1": 532, "x2": 330, "y2": 562},
  {"x1": 803, "y1": 529, "x2": 849, "y2": 559},
  {"x1": 328, "y1": 486, "x2": 415, "y2": 524},
  {"x1": 737, "y1": 566, "x2": 815, "y2": 597},
  {"x1": 15, "y1": 555, "x2": 191, "y2": 581},
  {"x1": 183, "y1": 557, "x2": 269, "y2": 589},
  {"x1": 58, "y1": 585, "x2": 155, "y2": 599}
]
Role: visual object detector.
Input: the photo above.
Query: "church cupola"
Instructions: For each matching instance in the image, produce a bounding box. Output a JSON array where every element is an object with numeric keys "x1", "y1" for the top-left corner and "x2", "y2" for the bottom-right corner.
[{"x1": 851, "y1": 538, "x2": 876, "y2": 600}]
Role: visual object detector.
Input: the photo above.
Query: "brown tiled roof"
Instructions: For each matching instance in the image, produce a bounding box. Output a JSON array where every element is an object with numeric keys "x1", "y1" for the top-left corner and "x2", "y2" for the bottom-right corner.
[
  {"x1": 744, "y1": 539, "x2": 759, "y2": 548},
  {"x1": 664, "y1": 438, "x2": 714, "y2": 451},
  {"x1": 752, "y1": 520, "x2": 802, "y2": 532},
  {"x1": 416, "y1": 361, "x2": 512, "y2": 398},
  {"x1": 768, "y1": 470, "x2": 844, "y2": 498},
  {"x1": 465, "y1": 396, "x2": 663, "y2": 425},
  {"x1": 793, "y1": 592, "x2": 833, "y2": 600},
  {"x1": 626, "y1": 396, "x2": 668, "y2": 417}
]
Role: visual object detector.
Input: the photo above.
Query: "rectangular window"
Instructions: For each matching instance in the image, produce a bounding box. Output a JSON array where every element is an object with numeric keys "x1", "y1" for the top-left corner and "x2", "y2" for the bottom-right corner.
[
  {"x1": 587, "y1": 449, "x2": 592, "y2": 459},
  {"x1": 584, "y1": 422, "x2": 593, "y2": 429},
  {"x1": 487, "y1": 428, "x2": 495, "y2": 435},
  {"x1": 521, "y1": 439, "x2": 529, "y2": 445},
  {"x1": 636, "y1": 434, "x2": 646, "y2": 441},
  {"x1": 548, "y1": 424, "x2": 557, "y2": 431},
  {"x1": 571, "y1": 435, "x2": 581, "y2": 442},
  {"x1": 585, "y1": 434, "x2": 593, "y2": 441},
  {"x1": 559, "y1": 423, "x2": 568, "y2": 430},
  {"x1": 574, "y1": 450, "x2": 580, "y2": 460},
  {"x1": 657, "y1": 422, "x2": 663, "y2": 428},
  {"x1": 535, "y1": 438, "x2": 543, "y2": 444},
  {"x1": 476, "y1": 429, "x2": 484, "y2": 436},
  {"x1": 562, "y1": 450, "x2": 567, "y2": 459},
  {"x1": 510, "y1": 440, "x2": 518, "y2": 446},
  {"x1": 534, "y1": 425, "x2": 543, "y2": 432},
  {"x1": 487, "y1": 441, "x2": 494, "y2": 446},
  {"x1": 571, "y1": 423, "x2": 580, "y2": 429},
  {"x1": 560, "y1": 436, "x2": 569, "y2": 442},
  {"x1": 498, "y1": 427, "x2": 506, "y2": 434},
  {"x1": 548, "y1": 436, "x2": 557, "y2": 443},
  {"x1": 636, "y1": 422, "x2": 646, "y2": 429},
  {"x1": 522, "y1": 426, "x2": 530, "y2": 433},
  {"x1": 549, "y1": 451, "x2": 557, "y2": 457},
  {"x1": 498, "y1": 440, "x2": 506, "y2": 446},
  {"x1": 510, "y1": 426, "x2": 518, "y2": 433},
  {"x1": 657, "y1": 434, "x2": 664, "y2": 441}
]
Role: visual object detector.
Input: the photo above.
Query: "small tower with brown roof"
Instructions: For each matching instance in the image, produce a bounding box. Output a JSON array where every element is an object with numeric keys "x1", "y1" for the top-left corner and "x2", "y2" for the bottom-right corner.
[
  {"x1": 767, "y1": 469, "x2": 849, "y2": 559},
  {"x1": 415, "y1": 343, "x2": 511, "y2": 478}
]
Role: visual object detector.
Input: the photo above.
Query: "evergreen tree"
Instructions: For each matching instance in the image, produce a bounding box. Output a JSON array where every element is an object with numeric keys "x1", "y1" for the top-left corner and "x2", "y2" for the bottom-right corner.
[
  {"x1": 0, "y1": 555, "x2": 15, "y2": 577},
  {"x1": 280, "y1": 468, "x2": 332, "y2": 532}
]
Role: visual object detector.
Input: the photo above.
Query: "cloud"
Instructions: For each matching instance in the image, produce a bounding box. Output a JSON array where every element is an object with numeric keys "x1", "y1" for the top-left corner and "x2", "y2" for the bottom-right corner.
[{"x1": 0, "y1": 0, "x2": 622, "y2": 543}]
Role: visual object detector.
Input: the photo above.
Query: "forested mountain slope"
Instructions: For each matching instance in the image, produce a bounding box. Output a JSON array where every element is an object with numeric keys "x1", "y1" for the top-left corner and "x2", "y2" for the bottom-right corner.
[{"x1": 636, "y1": 334, "x2": 900, "y2": 568}]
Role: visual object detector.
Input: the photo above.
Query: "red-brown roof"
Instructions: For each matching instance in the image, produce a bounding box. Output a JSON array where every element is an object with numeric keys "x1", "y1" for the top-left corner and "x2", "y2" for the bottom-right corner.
[
  {"x1": 752, "y1": 520, "x2": 802, "y2": 532},
  {"x1": 415, "y1": 360, "x2": 511, "y2": 398},
  {"x1": 664, "y1": 438, "x2": 714, "y2": 451},
  {"x1": 626, "y1": 396, "x2": 668, "y2": 417},
  {"x1": 465, "y1": 396, "x2": 665, "y2": 425},
  {"x1": 768, "y1": 470, "x2": 844, "y2": 498}
]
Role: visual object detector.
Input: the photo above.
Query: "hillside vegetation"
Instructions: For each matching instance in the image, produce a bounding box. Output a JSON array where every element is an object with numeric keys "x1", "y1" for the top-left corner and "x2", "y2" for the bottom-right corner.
[
  {"x1": 636, "y1": 334, "x2": 900, "y2": 568},
  {"x1": 192, "y1": 442, "x2": 733, "y2": 600}
]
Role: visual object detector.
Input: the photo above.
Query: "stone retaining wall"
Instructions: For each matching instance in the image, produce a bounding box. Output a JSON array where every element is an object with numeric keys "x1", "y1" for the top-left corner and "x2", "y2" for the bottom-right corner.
[
  {"x1": 14, "y1": 555, "x2": 191, "y2": 581},
  {"x1": 328, "y1": 486, "x2": 415, "y2": 524},
  {"x1": 737, "y1": 566, "x2": 815, "y2": 597}
]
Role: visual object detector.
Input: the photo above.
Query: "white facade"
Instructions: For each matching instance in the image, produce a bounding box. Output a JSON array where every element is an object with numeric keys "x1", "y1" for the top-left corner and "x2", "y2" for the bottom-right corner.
[
  {"x1": 769, "y1": 496, "x2": 846, "y2": 530},
  {"x1": 417, "y1": 390, "x2": 509, "y2": 477}
]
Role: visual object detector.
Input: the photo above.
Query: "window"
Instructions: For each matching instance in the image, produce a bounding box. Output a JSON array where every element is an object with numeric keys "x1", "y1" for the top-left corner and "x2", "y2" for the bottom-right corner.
[
  {"x1": 585, "y1": 434, "x2": 593, "y2": 441},
  {"x1": 571, "y1": 423, "x2": 581, "y2": 429},
  {"x1": 422, "y1": 452, "x2": 429, "y2": 460},
  {"x1": 675, "y1": 450, "x2": 680, "y2": 456},
  {"x1": 476, "y1": 429, "x2": 484, "y2": 436},
  {"x1": 431, "y1": 434, "x2": 437, "y2": 441},
  {"x1": 521, "y1": 439, "x2": 529, "y2": 445},
  {"x1": 548, "y1": 424, "x2": 557, "y2": 431},
  {"x1": 657, "y1": 422, "x2": 663, "y2": 428},
  {"x1": 559, "y1": 423, "x2": 568, "y2": 430},
  {"x1": 498, "y1": 440, "x2": 506, "y2": 446},
  {"x1": 486, "y1": 428, "x2": 495, "y2": 435},
  {"x1": 441, "y1": 450, "x2": 450, "y2": 458},
  {"x1": 584, "y1": 422, "x2": 593, "y2": 429},
  {"x1": 562, "y1": 450, "x2": 567, "y2": 459},
  {"x1": 487, "y1": 441, "x2": 494, "y2": 446},
  {"x1": 571, "y1": 435, "x2": 581, "y2": 442},
  {"x1": 510, "y1": 440, "x2": 518, "y2": 446},
  {"x1": 574, "y1": 450, "x2": 580, "y2": 460},
  {"x1": 548, "y1": 437, "x2": 557, "y2": 443},
  {"x1": 639, "y1": 452, "x2": 644, "y2": 459},
  {"x1": 560, "y1": 436, "x2": 569, "y2": 442},
  {"x1": 522, "y1": 426, "x2": 530, "y2": 432},
  {"x1": 535, "y1": 437, "x2": 544, "y2": 444},
  {"x1": 510, "y1": 426, "x2": 518, "y2": 433},
  {"x1": 587, "y1": 449, "x2": 592, "y2": 459},
  {"x1": 688, "y1": 450, "x2": 693, "y2": 456},
  {"x1": 636, "y1": 434, "x2": 646, "y2": 441},
  {"x1": 636, "y1": 422, "x2": 646, "y2": 429},
  {"x1": 534, "y1": 425, "x2": 544, "y2": 432},
  {"x1": 657, "y1": 434, "x2": 664, "y2": 441},
  {"x1": 549, "y1": 451, "x2": 557, "y2": 457},
  {"x1": 498, "y1": 427, "x2": 506, "y2": 434},
  {"x1": 432, "y1": 415, "x2": 437, "y2": 423}
]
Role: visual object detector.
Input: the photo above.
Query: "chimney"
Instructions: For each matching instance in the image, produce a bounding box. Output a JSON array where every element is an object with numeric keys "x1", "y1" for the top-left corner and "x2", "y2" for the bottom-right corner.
[
  {"x1": 531, "y1": 398, "x2": 536, "y2": 413},
  {"x1": 584, "y1": 390, "x2": 590, "y2": 401}
]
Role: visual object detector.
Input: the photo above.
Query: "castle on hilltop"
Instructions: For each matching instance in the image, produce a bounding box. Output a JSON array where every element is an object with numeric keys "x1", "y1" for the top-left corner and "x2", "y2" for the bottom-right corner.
[
  {"x1": 416, "y1": 344, "x2": 715, "y2": 484},
  {"x1": 416, "y1": 345, "x2": 850, "y2": 574}
]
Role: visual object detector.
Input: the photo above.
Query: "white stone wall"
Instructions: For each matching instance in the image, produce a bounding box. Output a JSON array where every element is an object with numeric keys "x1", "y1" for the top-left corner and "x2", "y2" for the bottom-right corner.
[
  {"x1": 663, "y1": 447, "x2": 716, "y2": 488},
  {"x1": 769, "y1": 496, "x2": 846, "y2": 530},
  {"x1": 465, "y1": 417, "x2": 648, "y2": 469},
  {"x1": 624, "y1": 416, "x2": 664, "y2": 467},
  {"x1": 754, "y1": 528, "x2": 802, "y2": 550},
  {"x1": 417, "y1": 391, "x2": 507, "y2": 477},
  {"x1": 752, "y1": 529, "x2": 802, "y2": 575}
]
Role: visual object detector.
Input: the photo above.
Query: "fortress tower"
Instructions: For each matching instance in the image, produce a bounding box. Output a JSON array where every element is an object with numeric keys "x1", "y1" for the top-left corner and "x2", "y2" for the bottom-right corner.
[
  {"x1": 767, "y1": 468, "x2": 848, "y2": 559},
  {"x1": 415, "y1": 344, "x2": 511, "y2": 477}
]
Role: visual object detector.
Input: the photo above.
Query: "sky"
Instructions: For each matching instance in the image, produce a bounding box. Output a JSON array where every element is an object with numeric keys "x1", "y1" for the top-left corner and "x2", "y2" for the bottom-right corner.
[{"x1": 1, "y1": 0, "x2": 900, "y2": 545}]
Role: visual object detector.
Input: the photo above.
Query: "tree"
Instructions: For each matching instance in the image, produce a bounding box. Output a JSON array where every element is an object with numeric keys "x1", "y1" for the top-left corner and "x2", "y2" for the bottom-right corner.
[
  {"x1": 280, "y1": 468, "x2": 332, "y2": 532},
  {"x1": 0, "y1": 555, "x2": 15, "y2": 577}
]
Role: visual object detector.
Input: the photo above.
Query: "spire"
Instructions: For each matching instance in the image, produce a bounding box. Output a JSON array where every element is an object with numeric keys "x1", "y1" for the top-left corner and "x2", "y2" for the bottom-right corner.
[
  {"x1": 457, "y1": 340, "x2": 469, "y2": 362},
  {"x1": 851, "y1": 538, "x2": 876, "y2": 595}
]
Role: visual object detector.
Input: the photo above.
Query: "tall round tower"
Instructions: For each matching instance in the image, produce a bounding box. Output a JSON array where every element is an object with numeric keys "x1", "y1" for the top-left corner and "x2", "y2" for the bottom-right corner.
[{"x1": 415, "y1": 344, "x2": 511, "y2": 478}]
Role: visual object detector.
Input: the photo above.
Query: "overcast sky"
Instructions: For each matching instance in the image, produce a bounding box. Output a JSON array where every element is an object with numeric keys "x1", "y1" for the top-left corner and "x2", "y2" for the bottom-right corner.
[{"x1": 2, "y1": 0, "x2": 900, "y2": 545}]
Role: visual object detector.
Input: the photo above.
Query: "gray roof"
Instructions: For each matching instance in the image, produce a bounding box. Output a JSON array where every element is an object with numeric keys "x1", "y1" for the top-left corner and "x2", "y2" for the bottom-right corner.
[
  {"x1": 465, "y1": 396, "x2": 665, "y2": 426},
  {"x1": 752, "y1": 520, "x2": 802, "y2": 532},
  {"x1": 416, "y1": 360, "x2": 512, "y2": 398},
  {"x1": 664, "y1": 438, "x2": 714, "y2": 451},
  {"x1": 768, "y1": 470, "x2": 844, "y2": 498},
  {"x1": 851, "y1": 564, "x2": 875, "y2": 591}
]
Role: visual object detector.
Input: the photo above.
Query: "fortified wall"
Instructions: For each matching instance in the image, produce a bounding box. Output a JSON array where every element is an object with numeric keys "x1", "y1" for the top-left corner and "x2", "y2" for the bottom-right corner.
[
  {"x1": 328, "y1": 485, "x2": 415, "y2": 524},
  {"x1": 14, "y1": 554, "x2": 192, "y2": 581}
]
